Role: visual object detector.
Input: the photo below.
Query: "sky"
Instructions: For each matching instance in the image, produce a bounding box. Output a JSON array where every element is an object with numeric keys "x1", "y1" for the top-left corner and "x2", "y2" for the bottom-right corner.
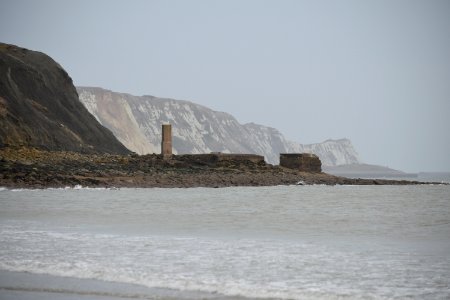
[{"x1": 1, "y1": 0, "x2": 449, "y2": 172}]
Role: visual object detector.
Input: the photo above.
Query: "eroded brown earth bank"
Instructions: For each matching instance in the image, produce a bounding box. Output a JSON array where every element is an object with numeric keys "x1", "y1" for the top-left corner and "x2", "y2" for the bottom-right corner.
[{"x1": 0, "y1": 147, "x2": 430, "y2": 189}]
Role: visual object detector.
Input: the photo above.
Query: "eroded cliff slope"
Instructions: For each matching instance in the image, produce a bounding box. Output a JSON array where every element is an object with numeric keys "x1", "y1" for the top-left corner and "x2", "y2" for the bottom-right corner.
[
  {"x1": 0, "y1": 43, "x2": 129, "y2": 154},
  {"x1": 78, "y1": 87, "x2": 360, "y2": 166}
]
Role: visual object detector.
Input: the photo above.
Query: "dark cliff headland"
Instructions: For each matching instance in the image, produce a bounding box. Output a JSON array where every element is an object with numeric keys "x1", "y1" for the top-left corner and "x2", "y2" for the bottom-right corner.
[
  {"x1": 0, "y1": 43, "x2": 129, "y2": 154},
  {"x1": 0, "y1": 43, "x2": 433, "y2": 188}
]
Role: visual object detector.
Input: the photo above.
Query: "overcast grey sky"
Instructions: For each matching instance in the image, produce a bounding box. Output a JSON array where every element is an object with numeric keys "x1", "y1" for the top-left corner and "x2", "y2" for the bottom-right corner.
[{"x1": 1, "y1": 0, "x2": 449, "y2": 172}]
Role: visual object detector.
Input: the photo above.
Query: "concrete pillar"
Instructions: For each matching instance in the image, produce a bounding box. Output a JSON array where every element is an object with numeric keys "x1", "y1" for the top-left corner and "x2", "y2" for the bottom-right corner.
[{"x1": 161, "y1": 124, "x2": 172, "y2": 157}]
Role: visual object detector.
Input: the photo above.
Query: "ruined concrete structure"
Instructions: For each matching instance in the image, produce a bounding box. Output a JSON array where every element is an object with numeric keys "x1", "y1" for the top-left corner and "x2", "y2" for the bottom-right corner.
[
  {"x1": 158, "y1": 124, "x2": 320, "y2": 173},
  {"x1": 161, "y1": 124, "x2": 172, "y2": 157},
  {"x1": 175, "y1": 153, "x2": 265, "y2": 168},
  {"x1": 280, "y1": 153, "x2": 322, "y2": 172},
  {"x1": 159, "y1": 123, "x2": 264, "y2": 165}
]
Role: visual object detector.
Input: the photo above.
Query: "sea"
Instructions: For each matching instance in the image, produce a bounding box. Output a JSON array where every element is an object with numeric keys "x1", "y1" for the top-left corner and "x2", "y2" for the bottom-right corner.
[{"x1": 0, "y1": 184, "x2": 450, "y2": 299}]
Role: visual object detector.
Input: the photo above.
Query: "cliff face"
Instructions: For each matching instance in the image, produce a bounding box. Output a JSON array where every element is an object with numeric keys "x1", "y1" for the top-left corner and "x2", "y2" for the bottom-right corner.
[
  {"x1": 288, "y1": 138, "x2": 361, "y2": 167},
  {"x1": 77, "y1": 86, "x2": 360, "y2": 166},
  {"x1": 0, "y1": 43, "x2": 129, "y2": 154}
]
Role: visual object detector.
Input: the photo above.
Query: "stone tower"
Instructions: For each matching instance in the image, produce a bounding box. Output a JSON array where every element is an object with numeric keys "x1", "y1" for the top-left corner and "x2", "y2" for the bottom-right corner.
[{"x1": 161, "y1": 124, "x2": 172, "y2": 157}]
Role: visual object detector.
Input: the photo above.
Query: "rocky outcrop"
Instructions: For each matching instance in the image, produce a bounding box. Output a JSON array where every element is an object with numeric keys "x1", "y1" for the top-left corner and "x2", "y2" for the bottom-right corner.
[
  {"x1": 0, "y1": 43, "x2": 129, "y2": 154},
  {"x1": 77, "y1": 87, "x2": 360, "y2": 165},
  {"x1": 0, "y1": 147, "x2": 426, "y2": 189}
]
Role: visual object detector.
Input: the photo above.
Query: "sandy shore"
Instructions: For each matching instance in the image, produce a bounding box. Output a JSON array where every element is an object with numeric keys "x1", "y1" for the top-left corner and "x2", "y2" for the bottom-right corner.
[{"x1": 0, "y1": 270, "x2": 253, "y2": 300}]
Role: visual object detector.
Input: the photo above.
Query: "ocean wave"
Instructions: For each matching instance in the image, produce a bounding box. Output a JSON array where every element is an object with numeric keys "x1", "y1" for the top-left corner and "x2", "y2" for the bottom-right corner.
[
  {"x1": 2, "y1": 186, "x2": 450, "y2": 299},
  {"x1": 2, "y1": 225, "x2": 449, "y2": 300},
  {"x1": 0, "y1": 186, "x2": 122, "y2": 192},
  {"x1": 0, "y1": 266, "x2": 362, "y2": 300}
]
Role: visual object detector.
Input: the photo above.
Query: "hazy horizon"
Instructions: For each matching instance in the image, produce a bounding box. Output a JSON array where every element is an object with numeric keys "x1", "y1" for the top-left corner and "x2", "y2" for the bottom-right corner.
[{"x1": 1, "y1": 0, "x2": 449, "y2": 172}]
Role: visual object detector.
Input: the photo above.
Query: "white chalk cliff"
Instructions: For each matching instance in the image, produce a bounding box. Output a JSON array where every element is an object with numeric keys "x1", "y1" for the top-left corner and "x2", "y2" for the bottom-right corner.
[{"x1": 77, "y1": 87, "x2": 360, "y2": 166}]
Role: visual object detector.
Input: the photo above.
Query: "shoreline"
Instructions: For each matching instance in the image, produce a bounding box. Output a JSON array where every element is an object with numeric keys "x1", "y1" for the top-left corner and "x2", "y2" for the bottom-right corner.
[
  {"x1": 0, "y1": 147, "x2": 434, "y2": 189},
  {"x1": 0, "y1": 270, "x2": 252, "y2": 300}
]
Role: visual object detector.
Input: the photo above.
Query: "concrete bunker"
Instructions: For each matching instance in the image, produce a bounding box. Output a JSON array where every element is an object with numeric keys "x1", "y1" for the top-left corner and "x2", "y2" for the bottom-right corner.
[
  {"x1": 178, "y1": 153, "x2": 265, "y2": 167},
  {"x1": 280, "y1": 153, "x2": 322, "y2": 173}
]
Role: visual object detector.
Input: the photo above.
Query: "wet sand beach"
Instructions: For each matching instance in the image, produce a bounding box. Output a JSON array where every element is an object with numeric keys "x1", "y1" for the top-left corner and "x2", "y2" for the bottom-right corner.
[{"x1": 0, "y1": 270, "x2": 250, "y2": 300}]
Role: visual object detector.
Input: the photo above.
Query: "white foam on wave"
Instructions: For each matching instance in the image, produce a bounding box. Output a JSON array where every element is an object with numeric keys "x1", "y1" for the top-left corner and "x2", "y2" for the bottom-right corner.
[
  {"x1": 0, "y1": 260, "x2": 348, "y2": 300},
  {"x1": 1, "y1": 224, "x2": 449, "y2": 300},
  {"x1": 0, "y1": 186, "x2": 120, "y2": 192},
  {"x1": 49, "y1": 185, "x2": 113, "y2": 191},
  {"x1": 0, "y1": 227, "x2": 347, "y2": 299},
  {"x1": 77, "y1": 186, "x2": 111, "y2": 190},
  {"x1": 9, "y1": 188, "x2": 41, "y2": 192}
]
